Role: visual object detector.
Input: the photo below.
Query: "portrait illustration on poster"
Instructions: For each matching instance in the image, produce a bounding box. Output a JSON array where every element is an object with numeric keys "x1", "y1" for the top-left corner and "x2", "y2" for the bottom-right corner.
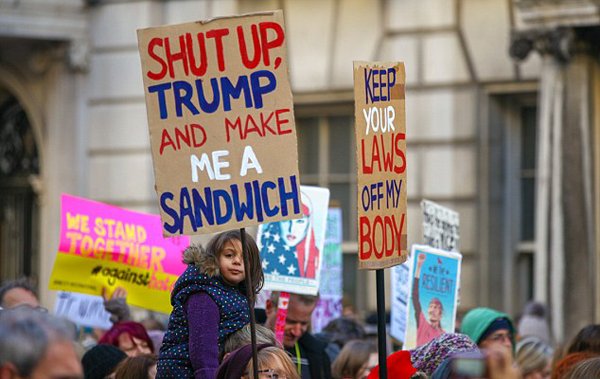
[
  {"x1": 258, "y1": 186, "x2": 330, "y2": 295},
  {"x1": 404, "y1": 244, "x2": 462, "y2": 349}
]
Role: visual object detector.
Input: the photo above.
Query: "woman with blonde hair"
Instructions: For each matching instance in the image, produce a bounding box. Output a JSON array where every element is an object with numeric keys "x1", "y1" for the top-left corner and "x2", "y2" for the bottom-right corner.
[
  {"x1": 516, "y1": 337, "x2": 553, "y2": 379},
  {"x1": 216, "y1": 343, "x2": 300, "y2": 379},
  {"x1": 332, "y1": 340, "x2": 377, "y2": 379}
]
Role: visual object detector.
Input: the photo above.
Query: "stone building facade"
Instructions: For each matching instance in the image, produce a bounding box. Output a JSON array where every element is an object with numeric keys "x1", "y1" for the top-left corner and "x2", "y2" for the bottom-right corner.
[{"x1": 0, "y1": 0, "x2": 598, "y2": 342}]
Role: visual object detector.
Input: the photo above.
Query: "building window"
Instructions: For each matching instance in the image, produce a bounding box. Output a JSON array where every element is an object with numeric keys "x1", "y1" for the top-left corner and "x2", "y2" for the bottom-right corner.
[
  {"x1": 487, "y1": 93, "x2": 537, "y2": 313},
  {"x1": 296, "y1": 113, "x2": 368, "y2": 312}
]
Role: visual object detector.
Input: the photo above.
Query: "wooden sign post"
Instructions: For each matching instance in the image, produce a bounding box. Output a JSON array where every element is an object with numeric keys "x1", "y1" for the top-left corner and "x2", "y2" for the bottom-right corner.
[
  {"x1": 138, "y1": 11, "x2": 302, "y2": 378},
  {"x1": 354, "y1": 61, "x2": 407, "y2": 378}
]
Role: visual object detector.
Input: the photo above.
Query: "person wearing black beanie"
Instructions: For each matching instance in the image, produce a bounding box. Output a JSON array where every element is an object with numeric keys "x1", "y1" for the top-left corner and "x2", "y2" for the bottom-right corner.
[{"x1": 82, "y1": 344, "x2": 127, "y2": 379}]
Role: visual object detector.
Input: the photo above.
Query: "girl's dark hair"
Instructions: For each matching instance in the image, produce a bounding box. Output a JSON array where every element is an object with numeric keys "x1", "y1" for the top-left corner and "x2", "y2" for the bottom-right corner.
[
  {"x1": 207, "y1": 230, "x2": 264, "y2": 296},
  {"x1": 114, "y1": 354, "x2": 157, "y2": 379},
  {"x1": 567, "y1": 325, "x2": 600, "y2": 354}
]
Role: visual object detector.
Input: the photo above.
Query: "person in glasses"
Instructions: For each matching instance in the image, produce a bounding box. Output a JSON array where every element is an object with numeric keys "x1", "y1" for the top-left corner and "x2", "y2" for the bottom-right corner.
[
  {"x1": 460, "y1": 307, "x2": 516, "y2": 354},
  {"x1": 216, "y1": 343, "x2": 299, "y2": 379}
]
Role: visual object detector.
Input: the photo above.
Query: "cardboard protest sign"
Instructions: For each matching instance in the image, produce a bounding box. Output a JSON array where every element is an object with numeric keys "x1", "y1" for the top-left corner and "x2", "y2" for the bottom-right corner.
[
  {"x1": 404, "y1": 244, "x2": 462, "y2": 349},
  {"x1": 54, "y1": 291, "x2": 113, "y2": 330},
  {"x1": 354, "y1": 61, "x2": 407, "y2": 270},
  {"x1": 49, "y1": 194, "x2": 190, "y2": 314},
  {"x1": 312, "y1": 207, "x2": 343, "y2": 333},
  {"x1": 137, "y1": 11, "x2": 302, "y2": 237},
  {"x1": 390, "y1": 261, "x2": 411, "y2": 342},
  {"x1": 422, "y1": 200, "x2": 460, "y2": 252},
  {"x1": 257, "y1": 186, "x2": 330, "y2": 295}
]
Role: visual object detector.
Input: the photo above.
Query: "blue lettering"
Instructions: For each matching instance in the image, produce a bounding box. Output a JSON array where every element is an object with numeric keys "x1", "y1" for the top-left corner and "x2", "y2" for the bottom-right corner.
[
  {"x1": 278, "y1": 176, "x2": 300, "y2": 217},
  {"x1": 251, "y1": 180, "x2": 265, "y2": 222},
  {"x1": 231, "y1": 182, "x2": 254, "y2": 222},
  {"x1": 160, "y1": 191, "x2": 180, "y2": 234},
  {"x1": 192, "y1": 188, "x2": 214, "y2": 226},
  {"x1": 195, "y1": 78, "x2": 220, "y2": 114},
  {"x1": 261, "y1": 180, "x2": 279, "y2": 217},
  {"x1": 173, "y1": 81, "x2": 199, "y2": 118},
  {"x1": 221, "y1": 75, "x2": 252, "y2": 111},
  {"x1": 213, "y1": 189, "x2": 233, "y2": 224},
  {"x1": 179, "y1": 188, "x2": 197, "y2": 232},
  {"x1": 250, "y1": 70, "x2": 276, "y2": 109},
  {"x1": 148, "y1": 83, "x2": 172, "y2": 119}
]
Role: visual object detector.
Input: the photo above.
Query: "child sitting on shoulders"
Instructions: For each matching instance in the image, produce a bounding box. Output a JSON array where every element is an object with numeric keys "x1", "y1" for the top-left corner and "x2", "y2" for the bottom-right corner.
[{"x1": 157, "y1": 230, "x2": 263, "y2": 379}]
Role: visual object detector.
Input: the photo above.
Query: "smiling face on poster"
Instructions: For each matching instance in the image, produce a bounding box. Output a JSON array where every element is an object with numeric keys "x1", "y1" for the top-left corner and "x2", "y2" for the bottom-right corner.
[
  {"x1": 257, "y1": 186, "x2": 330, "y2": 295},
  {"x1": 404, "y1": 244, "x2": 462, "y2": 349}
]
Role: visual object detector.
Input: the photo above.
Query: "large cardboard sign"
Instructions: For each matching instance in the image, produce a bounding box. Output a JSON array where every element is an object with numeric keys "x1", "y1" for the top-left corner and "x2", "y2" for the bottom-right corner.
[
  {"x1": 422, "y1": 200, "x2": 460, "y2": 252},
  {"x1": 404, "y1": 244, "x2": 462, "y2": 349},
  {"x1": 354, "y1": 61, "x2": 407, "y2": 269},
  {"x1": 49, "y1": 194, "x2": 190, "y2": 314},
  {"x1": 54, "y1": 291, "x2": 113, "y2": 330},
  {"x1": 257, "y1": 186, "x2": 330, "y2": 295},
  {"x1": 137, "y1": 11, "x2": 302, "y2": 236},
  {"x1": 312, "y1": 207, "x2": 343, "y2": 333}
]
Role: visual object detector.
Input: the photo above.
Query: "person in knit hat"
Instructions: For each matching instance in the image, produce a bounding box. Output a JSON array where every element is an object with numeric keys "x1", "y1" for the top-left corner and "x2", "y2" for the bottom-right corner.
[
  {"x1": 517, "y1": 302, "x2": 552, "y2": 345},
  {"x1": 460, "y1": 307, "x2": 516, "y2": 353},
  {"x1": 410, "y1": 333, "x2": 479, "y2": 376},
  {"x1": 82, "y1": 344, "x2": 127, "y2": 379}
]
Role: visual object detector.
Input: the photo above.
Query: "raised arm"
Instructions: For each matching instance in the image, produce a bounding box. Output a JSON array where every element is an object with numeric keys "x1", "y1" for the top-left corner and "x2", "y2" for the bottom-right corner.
[{"x1": 412, "y1": 253, "x2": 426, "y2": 326}]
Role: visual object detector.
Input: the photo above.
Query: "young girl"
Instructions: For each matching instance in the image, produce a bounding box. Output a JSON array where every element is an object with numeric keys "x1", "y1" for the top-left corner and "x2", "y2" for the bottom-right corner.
[{"x1": 156, "y1": 230, "x2": 264, "y2": 379}]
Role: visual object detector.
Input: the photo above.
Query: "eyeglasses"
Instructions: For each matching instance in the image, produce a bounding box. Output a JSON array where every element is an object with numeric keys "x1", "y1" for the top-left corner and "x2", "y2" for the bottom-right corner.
[
  {"x1": 488, "y1": 332, "x2": 512, "y2": 343},
  {"x1": 242, "y1": 369, "x2": 289, "y2": 379}
]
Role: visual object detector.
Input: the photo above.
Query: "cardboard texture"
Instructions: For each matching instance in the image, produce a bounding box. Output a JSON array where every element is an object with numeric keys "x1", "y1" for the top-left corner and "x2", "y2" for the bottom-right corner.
[
  {"x1": 137, "y1": 11, "x2": 302, "y2": 236},
  {"x1": 353, "y1": 61, "x2": 407, "y2": 269},
  {"x1": 49, "y1": 194, "x2": 190, "y2": 314}
]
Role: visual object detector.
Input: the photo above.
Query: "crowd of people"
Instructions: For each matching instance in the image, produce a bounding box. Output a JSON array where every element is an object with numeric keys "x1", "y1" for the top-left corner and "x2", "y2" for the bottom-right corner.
[{"x1": 0, "y1": 230, "x2": 599, "y2": 378}]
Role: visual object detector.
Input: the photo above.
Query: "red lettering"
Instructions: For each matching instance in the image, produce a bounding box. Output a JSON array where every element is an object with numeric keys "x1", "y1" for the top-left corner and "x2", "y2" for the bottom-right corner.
[
  {"x1": 373, "y1": 216, "x2": 384, "y2": 259},
  {"x1": 259, "y1": 22, "x2": 285, "y2": 66},
  {"x1": 371, "y1": 136, "x2": 382, "y2": 172},
  {"x1": 395, "y1": 133, "x2": 406, "y2": 174},
  {"x1": 165, "y1": 35, "x2": 189, "y2": 78},
  {"x1": 191, "y1": 124, "x2": 207, "y2": 147},
  {"x1": 359, "y1": 217, "x2": 372, "y2": 260},
  {"x1": 382, "y1": 134, "x2": 394, "y2": 172},
  {"x1": 237, "y1": 24, "x2": 261, "y2": 69},
  {"x1": 207, "y1": 28, "x2": 230, "y2": 72},
  {"x1": 393, "y1": 213, "x2": 406, "y2": 256},
  {"x1": 225, "y1": 116, "x2": 242, "y2": 142},
  {"x1": 147, "y1": 38, "x2": 167, "y2": 80},
  {"x1": 244, "y1": 114, "x2": 262, "y2": 137},
  {"x1": 159, "y1": 129, "x2": 175, "y2": 155},
  {"x1": 275, "y1": 109, "x2": 292, "y2": 135},
  {"x1": 186, "y1": 32, "x2": 208, "y2": 77},
  {"x1": 384, "y1": 216, "x2": 395, "y2": 257},
  {"x1": 361, "y1": 139, "x2": 373, "y2": 174},
  {"x1": 260, "y1": 111, "x2": 276, "y2": 136},
  {"x1": 174, "y1": 124, "x2": 191, "y2": 150}
]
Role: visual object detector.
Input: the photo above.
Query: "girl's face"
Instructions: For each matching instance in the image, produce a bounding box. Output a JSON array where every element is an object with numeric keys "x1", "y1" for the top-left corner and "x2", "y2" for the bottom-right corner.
[
  {"x1": 218, "y1": 239, "x2": 245, "y2": 286},
  {"x1": 279, "y1": 216, "x2": 309, "y2": 247}
]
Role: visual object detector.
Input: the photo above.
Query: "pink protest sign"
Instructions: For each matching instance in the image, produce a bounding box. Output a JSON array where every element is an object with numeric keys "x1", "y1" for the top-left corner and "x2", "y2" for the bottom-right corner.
[{"x1": 49, "y1": 194, "x2": 190, "y2": 313}]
